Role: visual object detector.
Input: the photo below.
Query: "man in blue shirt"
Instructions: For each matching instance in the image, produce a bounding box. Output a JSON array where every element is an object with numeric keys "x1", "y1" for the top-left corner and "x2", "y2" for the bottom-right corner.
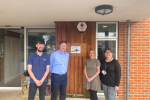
[
  {"x1": 27, "y1": 39, "x2": 50, "y2": 100},
  {"x1": 50, "y1": 41, "x2": 69, "y2": 100}
]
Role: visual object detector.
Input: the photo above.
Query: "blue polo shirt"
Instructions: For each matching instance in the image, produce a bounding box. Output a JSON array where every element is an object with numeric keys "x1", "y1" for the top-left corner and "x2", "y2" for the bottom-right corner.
[{"x1": 27, "y1": 52, "x2": 50, "y2": 84}]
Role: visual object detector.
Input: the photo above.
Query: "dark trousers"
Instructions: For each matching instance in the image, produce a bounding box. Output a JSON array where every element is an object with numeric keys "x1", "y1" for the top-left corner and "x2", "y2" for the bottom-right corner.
[
  {"x1": 89, "y1": 89, "x2": 98, "y2": 100},
  {"x1": 28, "y1": 82, "x2": 47, "y2": 100},
  {"x1": 51, "y1": 73, "x2": 67, "y2": 100}
]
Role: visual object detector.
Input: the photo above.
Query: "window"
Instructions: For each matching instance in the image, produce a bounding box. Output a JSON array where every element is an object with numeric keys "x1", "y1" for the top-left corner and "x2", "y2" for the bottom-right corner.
[
  {"x1": 26, "y1": 28, "x2": 55, "y2": 59},
  {"x1": 96, "y1": 39, "x2": 117, "y2": 61},
  {"x1": 96, "y1": 22, "x2": 118, "y2": 38},
  {"x1": 96, "y1": 22, "x2": 118, "y2": 97}
]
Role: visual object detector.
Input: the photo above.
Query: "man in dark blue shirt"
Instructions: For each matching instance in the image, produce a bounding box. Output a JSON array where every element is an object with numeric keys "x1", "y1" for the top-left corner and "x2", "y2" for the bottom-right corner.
[
  {"x1": 27, "y1": 39, "x2": 50, "y2": 100},
  {"x1": 50, "y1": 41, "x2": 69, "y2": 100}
]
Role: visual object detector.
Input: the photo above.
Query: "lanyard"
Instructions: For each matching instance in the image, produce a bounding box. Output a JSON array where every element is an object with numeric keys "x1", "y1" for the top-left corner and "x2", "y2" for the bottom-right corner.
[
  {"x1": 105, "y1": 58, "x2": 113, "y2": 70},
  {"x1": 105, "y1": 63, "x2": 107, "y2": 71}
]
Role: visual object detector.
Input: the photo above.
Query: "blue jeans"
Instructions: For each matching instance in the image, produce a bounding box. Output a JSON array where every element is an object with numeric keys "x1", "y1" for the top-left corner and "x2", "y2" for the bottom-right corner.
[
  {"x1": 102, "y1": 84, "x2": 117, "y2": 100},
  {"x1": 51, "y1": 73, "x2": 67, "y2": 100},
  {"x1": 28, "y1": 82, "x2": 47, "y2": 100}
]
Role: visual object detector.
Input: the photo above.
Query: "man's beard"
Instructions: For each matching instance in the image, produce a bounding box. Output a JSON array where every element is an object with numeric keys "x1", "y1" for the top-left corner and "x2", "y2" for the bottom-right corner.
[{"x1": 37, "y1": 49, "x2": 43, "y2": 52}]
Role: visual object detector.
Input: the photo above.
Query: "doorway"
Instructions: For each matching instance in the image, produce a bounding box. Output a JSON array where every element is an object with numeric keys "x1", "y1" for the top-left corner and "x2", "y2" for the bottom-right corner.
[
  {"x1": 0, "y1": 27, "x2": 24, "y2": 88},
  {"x1": 0, "y1": 27, "x2": 55, "y2": 89}
]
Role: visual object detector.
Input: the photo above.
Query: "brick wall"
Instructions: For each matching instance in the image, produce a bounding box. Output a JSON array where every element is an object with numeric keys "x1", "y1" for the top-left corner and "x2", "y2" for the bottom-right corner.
[
  {"x1": 129, "y1": 18, "x2": 150, "y2": 100},
  {"x1": 98, "y1": 17, "x2": 150, "y2": 100},
  {"x1": 118, "y1": 22, "x2": 127, "y2": 100}
]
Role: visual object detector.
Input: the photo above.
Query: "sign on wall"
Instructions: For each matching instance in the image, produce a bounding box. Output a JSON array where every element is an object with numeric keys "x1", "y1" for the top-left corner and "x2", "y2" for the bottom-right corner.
[
  {"x1": 77, "y1": 22, "x2": 87, "y2": 33},
  {"x1": 71, "y1": 46, "x2": 81, "y2": 53}
]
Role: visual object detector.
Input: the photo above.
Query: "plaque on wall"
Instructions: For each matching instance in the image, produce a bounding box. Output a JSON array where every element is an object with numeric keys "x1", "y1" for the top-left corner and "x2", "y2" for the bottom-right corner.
[{"x1": 71, "y1": 46, "x2": 81, "y2": 53}]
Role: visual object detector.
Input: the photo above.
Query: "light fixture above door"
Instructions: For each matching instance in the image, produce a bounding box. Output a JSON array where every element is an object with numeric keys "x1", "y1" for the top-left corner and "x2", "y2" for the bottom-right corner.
[{"x1": 95, "y1": 5, "x2": 113, "y2": 15}]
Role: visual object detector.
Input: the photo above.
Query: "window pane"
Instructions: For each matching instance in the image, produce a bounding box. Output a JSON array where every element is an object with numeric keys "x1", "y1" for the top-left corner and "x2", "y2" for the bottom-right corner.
[
  {"x1": 20, "y1": 34, "x2": 24, "y2": 72},
  {"x1": 97, "y1": 40, "x2": 116, "y2": 91},
  {"x1": 98, "y1": 24, "x2": 116, "y2": 37},
  {"x1": 26, "y1": 28, "x2": 55, "y2": 58},
  {"x1": 97, "y1": 40, "x2": 116, "y2": 62}
]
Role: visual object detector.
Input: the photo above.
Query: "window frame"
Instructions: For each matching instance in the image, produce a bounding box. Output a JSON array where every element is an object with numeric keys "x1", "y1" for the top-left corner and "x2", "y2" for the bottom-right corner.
[
  {"x1": 95, "y1": 38, "x2": 118, "y2": 60},
  {"x1": 96, "y1": 22, "x2": 118, "y2": 39},
  {"x1": 24, "y1": 27, "x2": 55, "y2": 70},
  {"x1": 95, "y1": 22, "x2": 118, "y2": 98}
]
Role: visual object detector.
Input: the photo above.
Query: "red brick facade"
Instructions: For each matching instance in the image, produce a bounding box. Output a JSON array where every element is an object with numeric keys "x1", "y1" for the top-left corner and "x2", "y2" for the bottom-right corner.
[
  {"x1": 99, "y1": 17, "x2": 150, "y2": 100},
  {"x1": 129, "y1": 18, "x2": 150, "y2": 100}
]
